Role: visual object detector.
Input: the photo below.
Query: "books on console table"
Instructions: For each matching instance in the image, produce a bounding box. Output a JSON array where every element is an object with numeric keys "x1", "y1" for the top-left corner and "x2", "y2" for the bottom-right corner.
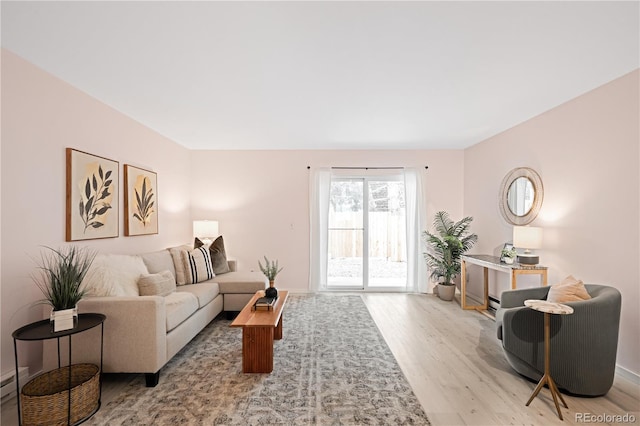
[{"x1": 253, "y1": 296, "x2": 278, "y2": 311}]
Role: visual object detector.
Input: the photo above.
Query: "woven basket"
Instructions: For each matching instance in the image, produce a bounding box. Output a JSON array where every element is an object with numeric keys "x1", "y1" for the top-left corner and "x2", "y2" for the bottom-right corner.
[{"x1": 21, "y1": 363, "x2": 100, "y2": 426}]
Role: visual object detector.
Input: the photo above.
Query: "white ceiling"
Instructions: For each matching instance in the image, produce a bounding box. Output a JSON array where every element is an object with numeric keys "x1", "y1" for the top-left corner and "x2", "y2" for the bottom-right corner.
[{"x1": 2, "y1": 1, "x2": 639, "y2": 150}]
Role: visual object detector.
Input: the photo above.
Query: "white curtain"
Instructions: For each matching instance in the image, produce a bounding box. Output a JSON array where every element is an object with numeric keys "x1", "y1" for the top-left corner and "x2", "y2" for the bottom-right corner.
[
  {"x1": 404, "y1": 168, "x2": 428, "y2": 293},
  {"x1": 309, "y1": 168, "x2": 331, "y2": 292}
]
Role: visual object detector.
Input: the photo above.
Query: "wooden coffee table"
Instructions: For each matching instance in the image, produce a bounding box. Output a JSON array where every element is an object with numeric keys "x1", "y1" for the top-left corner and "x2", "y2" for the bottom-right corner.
[{"x1": 230, "y1": 290, "x2": 288, "y2": 373}]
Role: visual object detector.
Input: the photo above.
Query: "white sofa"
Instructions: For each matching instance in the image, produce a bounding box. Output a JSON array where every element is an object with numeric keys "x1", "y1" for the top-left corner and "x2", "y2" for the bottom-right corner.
[{"x1": 45, "y1": 247, "x2": 267, "y2": 386}]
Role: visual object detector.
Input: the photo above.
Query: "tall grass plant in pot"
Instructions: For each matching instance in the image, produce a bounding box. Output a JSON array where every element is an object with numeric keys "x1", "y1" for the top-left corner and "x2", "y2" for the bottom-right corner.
[
  {"x1": 423, "y1": 211, "x2": 478, "y2": 301},
  {"x1": 33, "y1": 246, "x2": 96, "y2": 331}
]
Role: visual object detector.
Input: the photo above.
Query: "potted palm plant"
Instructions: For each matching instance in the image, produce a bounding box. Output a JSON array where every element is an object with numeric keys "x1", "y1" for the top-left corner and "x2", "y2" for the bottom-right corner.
[
  {"x1": 33, "y1": 246, "x2": 96, "y2": 332},
  {"x1": 423, "y1": 211, "x2": 478, "y2": 301}
]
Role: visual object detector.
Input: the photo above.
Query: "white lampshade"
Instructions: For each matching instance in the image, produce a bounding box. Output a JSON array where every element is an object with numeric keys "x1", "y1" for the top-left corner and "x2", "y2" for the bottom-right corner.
[
  {"x1": 513, "y1": 226, "x2": 543, "y2": 250},
  {"x1": 193, "y1": 220, "x2": 219, "y2": 240}
]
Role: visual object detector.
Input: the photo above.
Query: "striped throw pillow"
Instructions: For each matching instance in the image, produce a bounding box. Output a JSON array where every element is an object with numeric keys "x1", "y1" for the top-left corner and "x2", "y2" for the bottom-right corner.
[{"x1": 180, "y1": 246, "x2": 215, "y2": 284}]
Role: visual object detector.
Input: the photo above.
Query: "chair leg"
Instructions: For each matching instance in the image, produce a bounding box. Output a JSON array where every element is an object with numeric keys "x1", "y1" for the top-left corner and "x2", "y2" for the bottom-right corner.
[{"x1": 145, "y1": 371, "x2": 160, "y2": 387}]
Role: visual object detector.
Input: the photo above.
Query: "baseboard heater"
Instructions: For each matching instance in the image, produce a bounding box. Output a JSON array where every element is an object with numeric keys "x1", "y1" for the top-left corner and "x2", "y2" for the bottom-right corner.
[
  {"x1": 1, "y1": 367, "x2": 29, "y2": 402},
  {"x1": 488, "y1": 296, "x2": 500, "y2": 313}
]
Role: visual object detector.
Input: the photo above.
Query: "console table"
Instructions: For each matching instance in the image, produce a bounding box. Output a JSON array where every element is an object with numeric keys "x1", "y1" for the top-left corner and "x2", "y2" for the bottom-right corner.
[{"x1": 460, "y1": 255, "x2": 548, "y2": 312}]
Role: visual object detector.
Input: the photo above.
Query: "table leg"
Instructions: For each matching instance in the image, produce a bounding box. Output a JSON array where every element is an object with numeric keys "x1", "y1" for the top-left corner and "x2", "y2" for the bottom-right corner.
[
  {"x1": 68, "y1": 336, "x2": 72, "y2": 425},
  {"x1": 461, "y1": 261, "x2": 489, "y2": 311},
  {"x1": 525, "y1": 312, "x2": 567, "y2": 420},
  {"x1": 274, "y1": 315, "x2": 283, "y2": 340},
  {"x1": 461, "y1": 259, "x2": 468, "y2": 309},
  {"x1": 14, "y1": 338, "x2": 21, "y2": 426},
  {"x1": 242, "y1": 327, "x2": 274, "y2": 373},
  {"x1": 482, "y1": 267, "x2": 489, "y2": 310}
]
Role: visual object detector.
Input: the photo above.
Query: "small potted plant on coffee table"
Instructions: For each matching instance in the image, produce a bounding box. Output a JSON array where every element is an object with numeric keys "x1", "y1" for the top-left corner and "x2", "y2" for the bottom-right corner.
[{"x1": 258, "y1": 256, "x2": 283, "y2": 298}]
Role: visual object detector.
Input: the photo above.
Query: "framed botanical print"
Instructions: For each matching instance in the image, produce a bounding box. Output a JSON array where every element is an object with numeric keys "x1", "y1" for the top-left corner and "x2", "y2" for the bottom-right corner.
[
  {"x1": 124, "y1": 164, "x2": 158, "y2": 236},
  {"x1": 66, "y1": 148, "x2": 119, "y2": 241}
]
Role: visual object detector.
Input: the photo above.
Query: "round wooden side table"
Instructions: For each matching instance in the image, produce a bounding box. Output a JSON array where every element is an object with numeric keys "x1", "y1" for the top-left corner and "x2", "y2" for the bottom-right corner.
[{"x1": 523, "y1": 299, "x2": 574, "y2": 420}]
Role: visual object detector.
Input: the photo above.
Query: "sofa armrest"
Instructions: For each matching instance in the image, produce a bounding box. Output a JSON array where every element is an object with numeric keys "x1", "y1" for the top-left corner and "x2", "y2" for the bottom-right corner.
[{"x1": 67, "y1": 296, "x2": 167, "y2": 374}]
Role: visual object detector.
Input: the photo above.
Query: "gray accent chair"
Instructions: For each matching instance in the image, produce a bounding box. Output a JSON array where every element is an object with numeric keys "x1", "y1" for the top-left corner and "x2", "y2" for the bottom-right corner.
[{"x1": 496, "y1": 284, "x2": 621, "y2": 396}]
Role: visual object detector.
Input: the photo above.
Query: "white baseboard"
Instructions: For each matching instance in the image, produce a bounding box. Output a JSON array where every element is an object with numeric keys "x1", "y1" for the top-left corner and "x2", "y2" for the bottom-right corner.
[
  {"x1": 616, "y1": 365, "x2": 640, "y2": 385},
  {"x1": 0, "y1": 368, "x2": 41, "y2": 404}
]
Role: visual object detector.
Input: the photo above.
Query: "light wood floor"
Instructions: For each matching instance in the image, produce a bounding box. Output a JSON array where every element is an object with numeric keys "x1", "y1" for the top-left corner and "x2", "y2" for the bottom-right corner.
[
  {"x1": 2, "y1": 293, "x2": 638, "y2": 425},
  {"x1": 361, "y1": 293, "x2": 640, "y2": 426}
]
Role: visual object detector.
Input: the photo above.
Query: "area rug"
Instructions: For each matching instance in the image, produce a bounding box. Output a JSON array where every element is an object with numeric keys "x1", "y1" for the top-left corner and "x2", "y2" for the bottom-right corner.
[{"x1": 87, "y1": 294, "x2": 430, "y2": 425}]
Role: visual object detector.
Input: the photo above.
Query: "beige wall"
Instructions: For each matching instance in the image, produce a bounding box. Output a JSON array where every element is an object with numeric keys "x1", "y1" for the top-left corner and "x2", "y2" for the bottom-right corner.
[
  {"x1": 189, "y1": 150, "x2": 464, "y2": 292},
  {"x1": 1, "y1": 49, "x2": 193, "y2": 375},
  {"x1": 1, "y1": 49, "x2": 465, "y2": 378},
  {"x1": 464, "y1": 70, "x2": 640, "y2": 376},
  {"x1": 4, "y1": 47, "x2": 637, "y2": 383}
]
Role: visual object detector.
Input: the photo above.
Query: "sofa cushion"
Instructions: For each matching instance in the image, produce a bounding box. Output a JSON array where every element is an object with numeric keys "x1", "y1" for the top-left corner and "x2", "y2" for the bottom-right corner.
[
  {"x1": 177, "y1": 282, "x2": 220, "y2": 308},
  {"x1": 215, "y1": 271, "x2": 267, "y2": 294},
  {"x1": 195, "y1": 236, "x2": 231, "y2": 275},
  {"x1": 138, "y1": 270, "x2": 176, "y2": 297},
  {"x1": 140, "y1": 250, "x2": 176, "y2": 280},
  {"x1": 164, "y1": 292, "x2": 199, "y2": 332},
  {"x1": 547, "y1": 275, "x2": 592, "y2": 303},
  {"x1": 82, "y1": 254, "x2": 148, "y2": 297}
]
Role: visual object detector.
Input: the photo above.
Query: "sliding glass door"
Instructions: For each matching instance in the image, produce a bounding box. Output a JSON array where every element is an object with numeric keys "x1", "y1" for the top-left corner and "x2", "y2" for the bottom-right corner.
[{"x1": 327, "y1": 176, "x2": 407, "y2": 291}]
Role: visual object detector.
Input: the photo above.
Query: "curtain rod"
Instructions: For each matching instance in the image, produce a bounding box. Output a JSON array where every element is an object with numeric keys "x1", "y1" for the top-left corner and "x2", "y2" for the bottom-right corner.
[{"x1": 306, "y1": 166, "x2": 428, "y2": 170}]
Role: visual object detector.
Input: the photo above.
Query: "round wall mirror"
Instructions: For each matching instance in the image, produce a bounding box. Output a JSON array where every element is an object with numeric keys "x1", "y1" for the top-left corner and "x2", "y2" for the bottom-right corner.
[{"x1": 499, "y1": 167, "x2": 543, "y2": 225}]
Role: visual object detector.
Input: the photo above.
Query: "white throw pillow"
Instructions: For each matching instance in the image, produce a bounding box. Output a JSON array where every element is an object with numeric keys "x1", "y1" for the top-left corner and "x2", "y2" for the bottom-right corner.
[
  {"x1": 82, "y1": 254, "x2": 149, "y2": 297},
  {"x1": 137, "y1": 270, "x2": 176, "y2": 296}
]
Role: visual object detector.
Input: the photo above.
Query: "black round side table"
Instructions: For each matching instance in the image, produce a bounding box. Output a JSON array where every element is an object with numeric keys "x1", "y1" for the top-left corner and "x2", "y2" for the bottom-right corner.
[{"x1": 12, "y1": 313, "x2": 106, "y2": 426}]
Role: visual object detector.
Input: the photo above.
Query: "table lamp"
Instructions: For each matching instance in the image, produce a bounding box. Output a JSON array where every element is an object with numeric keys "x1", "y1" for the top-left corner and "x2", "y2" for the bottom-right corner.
[
  {"x1": 193, "y1": 220, "x2": 219, "y2": 245},
  {"x1": 513, "y1": 226, "x2": 542, "y2": 265}
]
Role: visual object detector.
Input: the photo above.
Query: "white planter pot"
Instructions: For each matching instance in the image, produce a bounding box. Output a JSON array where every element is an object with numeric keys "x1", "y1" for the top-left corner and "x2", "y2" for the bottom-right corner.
[
  {"x1": 51, "y1": 306, "x2": 78, "y2": 332},
  {"x1": 504, "y1": 257, "x2": 514, "y2": 265},
  {"x1": 437, "y1": 284, "x2": 456, "y2": 301}
]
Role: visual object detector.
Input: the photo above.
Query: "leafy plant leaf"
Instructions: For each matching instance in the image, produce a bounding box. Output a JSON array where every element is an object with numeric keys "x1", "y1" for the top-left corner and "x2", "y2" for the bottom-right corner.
[
  {"x1": 85, "y1": 196, "x2": 94, "y2": 215},
  {"x1": 79, "y1": 165, "x2": 114, "y2": 233},
  {"x1": 132, "y1": 177, "x2": 155, "y2": 226},
  {"x1": 95, "y1": 206, "x2": 109, "y2": 215}
]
